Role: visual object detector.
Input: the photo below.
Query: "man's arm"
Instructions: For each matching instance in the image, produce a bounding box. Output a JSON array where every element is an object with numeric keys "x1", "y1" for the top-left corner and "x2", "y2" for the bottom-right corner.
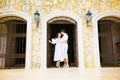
[
  {"x1": 60, "y1": 39, "x2": 67, "y2": 43},
  {"x1": 60, "y1": 34, "x2": 68, "y2": 43}
]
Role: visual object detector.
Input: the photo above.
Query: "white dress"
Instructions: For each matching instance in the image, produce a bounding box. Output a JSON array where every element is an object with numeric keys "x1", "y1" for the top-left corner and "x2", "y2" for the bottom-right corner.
[{"x1": 53, "y1": 38, "x2": 64, "y2": 62}]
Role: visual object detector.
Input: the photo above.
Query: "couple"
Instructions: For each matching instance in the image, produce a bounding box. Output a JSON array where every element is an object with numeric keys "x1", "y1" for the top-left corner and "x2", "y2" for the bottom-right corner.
[{"x1": 49, "y1": 29, "x2": 69, "y2": 68}]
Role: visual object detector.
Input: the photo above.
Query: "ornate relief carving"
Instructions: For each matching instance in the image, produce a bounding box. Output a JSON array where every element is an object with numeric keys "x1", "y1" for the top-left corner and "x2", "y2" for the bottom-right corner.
[{"x1": 0, "y1": 0, "x2": 8, "y2": 8}]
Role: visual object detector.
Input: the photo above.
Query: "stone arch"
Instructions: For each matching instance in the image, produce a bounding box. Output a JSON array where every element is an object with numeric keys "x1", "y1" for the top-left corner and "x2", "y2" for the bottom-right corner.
[
  {"x1": 0, "y1": 10, "x2": 32, "y2": 70},
  {"x1": 92, "y1": 11, "x2": 120, "y2": 68},
  {"x1": 41, "y1": 11, "x2": 84, "y2": 69}
]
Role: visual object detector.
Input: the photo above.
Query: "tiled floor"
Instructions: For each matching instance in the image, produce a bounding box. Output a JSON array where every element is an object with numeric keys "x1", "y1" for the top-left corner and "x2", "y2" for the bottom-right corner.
[{"x1": 0, "y1": 67, "x2": 120, "y2": 80}]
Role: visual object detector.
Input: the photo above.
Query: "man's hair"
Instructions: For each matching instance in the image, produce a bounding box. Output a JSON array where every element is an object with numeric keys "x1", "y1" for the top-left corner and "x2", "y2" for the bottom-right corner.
[{"x1": 61, "y1": 29, "x2": 66, "y2": 33}]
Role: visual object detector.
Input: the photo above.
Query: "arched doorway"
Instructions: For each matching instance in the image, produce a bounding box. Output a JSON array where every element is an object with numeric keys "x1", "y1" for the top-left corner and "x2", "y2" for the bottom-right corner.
[
  {"x1": 98, "y1": 16, "x2": 120, "y2": 67},
  {"x1": 0, "y1": 11, "x2": 32, "y2": 69},
  {"x1": 0, "y1": 16, "x2": 27, "y2": 68},
  {"x1": 47, "y1": 17, "x2": 78, "y2": 68},
  {"x1": 41, "y1": 12, "x2": 84, "y2": 69},
  {"x1": 93, "y1": 11, "x2": 120, "y2": 68}
]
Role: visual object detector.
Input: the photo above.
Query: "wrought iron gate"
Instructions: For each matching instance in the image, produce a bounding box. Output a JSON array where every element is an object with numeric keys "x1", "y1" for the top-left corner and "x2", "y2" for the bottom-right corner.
[{"x1": 0, "y1": 20, "x2": 26, "y2": 69}]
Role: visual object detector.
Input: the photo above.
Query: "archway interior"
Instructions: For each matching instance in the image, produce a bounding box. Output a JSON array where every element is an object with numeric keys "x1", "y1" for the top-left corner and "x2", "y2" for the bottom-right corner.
[
  {"x1": 98, "y1": 16, "x2": 120, "y2": 67},
  {"x1": 0, "y1": 16, "x2": 27, "y2": 69},
  {"x1": 47, "y1": 19, "x2": 78, "y2": 68}
]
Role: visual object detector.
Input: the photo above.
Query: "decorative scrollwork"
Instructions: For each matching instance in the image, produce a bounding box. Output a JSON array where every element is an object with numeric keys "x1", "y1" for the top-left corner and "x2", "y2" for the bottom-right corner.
[{"x1": 0, "y1": 0, "x2": 7, "y2": 8}]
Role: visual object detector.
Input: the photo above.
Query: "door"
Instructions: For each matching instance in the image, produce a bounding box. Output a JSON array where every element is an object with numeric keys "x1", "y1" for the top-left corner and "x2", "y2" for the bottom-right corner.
[
  {"x1": 99, "y1": 18, "x2": 120, "y2": 67},
  {"x1": 47, "y1": 23, "x2": 52, "y2": 67},
  {"x1": 73, "y1": 23, "x2": 79, "y2": 67},
  {"x1": 112, "y1": 23, "x2": 120, "y2": 66},
  {"x1": 98, "y1": 22, "x2": 114, "y2": 66},
  {"x1": 0, "y1": 20, "x2": 26, "y2": 69},
  {"x1": 0, "y1": 23, "x2": 7, "y2": 68}
]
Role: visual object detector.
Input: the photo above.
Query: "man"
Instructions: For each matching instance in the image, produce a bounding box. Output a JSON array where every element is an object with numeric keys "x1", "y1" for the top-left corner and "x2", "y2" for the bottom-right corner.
[{"x1": 60, "y1": 29, "x2": 69, "y2": 68}]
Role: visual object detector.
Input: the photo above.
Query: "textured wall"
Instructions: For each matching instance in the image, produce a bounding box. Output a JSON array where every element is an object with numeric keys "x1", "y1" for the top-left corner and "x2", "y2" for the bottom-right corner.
[{"x1": 0, "y1": 0, "x2": 120, "y2": 68}]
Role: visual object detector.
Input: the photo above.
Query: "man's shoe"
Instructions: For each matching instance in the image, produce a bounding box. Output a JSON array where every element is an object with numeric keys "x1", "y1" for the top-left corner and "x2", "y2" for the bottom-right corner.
[{"x1": 63, "y1": 64, "x2": 69, "y2": 68}]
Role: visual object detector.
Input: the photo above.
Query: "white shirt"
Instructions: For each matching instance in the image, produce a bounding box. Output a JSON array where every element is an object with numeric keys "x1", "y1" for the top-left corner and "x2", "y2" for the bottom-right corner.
[{"x1": 61, "y1": 33, "x2": 68, "y2": 43}]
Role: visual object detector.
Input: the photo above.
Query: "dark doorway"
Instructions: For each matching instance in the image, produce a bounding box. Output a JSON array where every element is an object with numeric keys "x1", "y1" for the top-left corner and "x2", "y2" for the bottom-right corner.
[
  {"x1": 0, "y1": 17, "x2": 26, "y2": 69},
  {"x1": 47, "y1": 18, "x2": 78, "y2": 68},
  {"x1": 98, "y1": 16, "x2": 120, "y2": 67}
]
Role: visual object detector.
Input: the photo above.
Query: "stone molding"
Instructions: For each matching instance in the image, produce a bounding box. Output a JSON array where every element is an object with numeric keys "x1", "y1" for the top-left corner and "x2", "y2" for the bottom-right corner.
[
  {"x1": 41, "y1": 11, "x2": 84, "y2": 69},
  {"x1": 0, "y1": 10, "x2": 32, "y2": 70},
  {"x1": 92, "y1": 11, "x2": 120, "y2": 68}
]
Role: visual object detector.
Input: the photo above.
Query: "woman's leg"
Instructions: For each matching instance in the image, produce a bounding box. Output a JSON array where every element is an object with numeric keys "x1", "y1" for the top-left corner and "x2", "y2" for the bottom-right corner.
[{"x1": 56, "y1": 60, "x2": 60, "y2": 68}]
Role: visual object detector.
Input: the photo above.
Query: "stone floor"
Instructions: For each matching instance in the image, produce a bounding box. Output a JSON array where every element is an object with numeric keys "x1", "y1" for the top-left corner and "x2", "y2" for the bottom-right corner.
[{"x1": 0, "y1": 67, "x2": 120, "y2": 80}]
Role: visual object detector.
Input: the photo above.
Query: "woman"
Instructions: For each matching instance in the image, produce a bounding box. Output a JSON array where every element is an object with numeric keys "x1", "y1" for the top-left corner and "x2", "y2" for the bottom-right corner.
[{"x1": 49, "y1": 33, "x2": 63, "y2": 68}]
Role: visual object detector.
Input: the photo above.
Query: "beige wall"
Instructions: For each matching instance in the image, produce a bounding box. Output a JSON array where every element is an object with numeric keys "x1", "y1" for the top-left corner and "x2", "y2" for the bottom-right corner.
[{"x1": 0, "y1": 0, "x2": 120, "y2": 68}]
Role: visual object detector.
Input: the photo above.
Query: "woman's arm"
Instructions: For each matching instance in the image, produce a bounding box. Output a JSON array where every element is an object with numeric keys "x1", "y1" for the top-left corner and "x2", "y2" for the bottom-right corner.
[{"x1": 49, "y1": 40, "x2": 56, "y2": 45}]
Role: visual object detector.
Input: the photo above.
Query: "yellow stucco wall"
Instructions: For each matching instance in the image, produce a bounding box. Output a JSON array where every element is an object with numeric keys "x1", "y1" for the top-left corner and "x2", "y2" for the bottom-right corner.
[{"x1": 0, "y1": 0, "x2": 120, "y2": 68}]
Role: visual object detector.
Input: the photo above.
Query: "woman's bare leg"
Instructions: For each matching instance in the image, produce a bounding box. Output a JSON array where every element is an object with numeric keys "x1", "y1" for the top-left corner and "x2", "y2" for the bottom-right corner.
[{"x1": 56, "y1": 60, "x2": 60, "y2": 68}]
